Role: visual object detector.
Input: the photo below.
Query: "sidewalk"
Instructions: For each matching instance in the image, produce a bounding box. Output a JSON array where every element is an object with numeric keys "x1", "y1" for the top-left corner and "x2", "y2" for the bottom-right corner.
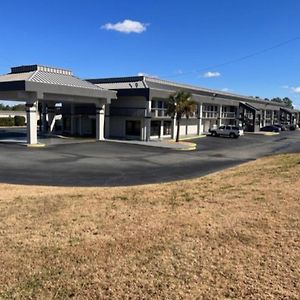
[
  {"x1": 0, "y1": 131, "x2": 202, "y2": 150},
  {"x1": 106, "y1": 138, "x2": 198, "y2": 150}
]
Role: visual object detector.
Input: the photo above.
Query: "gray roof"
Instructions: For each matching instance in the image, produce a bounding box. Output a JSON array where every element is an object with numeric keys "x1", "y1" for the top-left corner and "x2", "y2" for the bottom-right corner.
[
  {"x1": 0, "y1": 65, "x2": 116, "y2": 103},
  {"x1": 0, "y1": 65, "x2": 104, "y2": 90},
  {"x1": 90, "y1": 75, "x2": 297, "y2": 110}
]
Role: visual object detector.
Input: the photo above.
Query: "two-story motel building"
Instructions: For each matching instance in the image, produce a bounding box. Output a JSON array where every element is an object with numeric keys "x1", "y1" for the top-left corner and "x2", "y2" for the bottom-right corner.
[{"x1": 0, "y1": 65, "x2": 299, "y2": 144}]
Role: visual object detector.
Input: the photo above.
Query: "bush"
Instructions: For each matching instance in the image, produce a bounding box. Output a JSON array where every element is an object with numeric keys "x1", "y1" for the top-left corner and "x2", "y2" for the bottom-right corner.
[
  {"x1": 0, "y1": 117, "x2": 14, "y2": 127},
  {"x1": 14, "y1": 116, "x2": 26, "y2": 126}
]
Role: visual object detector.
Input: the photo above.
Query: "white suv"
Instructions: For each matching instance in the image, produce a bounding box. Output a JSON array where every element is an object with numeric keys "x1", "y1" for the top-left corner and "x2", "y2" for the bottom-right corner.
[{"x1": 209, "y1": 125, "x2": 244, "y2": 138}]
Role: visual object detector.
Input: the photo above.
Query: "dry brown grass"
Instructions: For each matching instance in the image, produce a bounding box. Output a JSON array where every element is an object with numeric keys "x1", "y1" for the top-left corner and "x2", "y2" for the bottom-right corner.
[{"x1": 0, "y1": 154, "x2": 299, "y2": 299}]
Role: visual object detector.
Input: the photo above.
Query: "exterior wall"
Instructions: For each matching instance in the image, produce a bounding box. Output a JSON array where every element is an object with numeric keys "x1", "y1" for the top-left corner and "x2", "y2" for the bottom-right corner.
[
  {"x1": 202, "y1": 119, "x2": 218, "y2": 133},
  {"x1": 59, "y1": 81, "x2": 299, "y2": 139},
  {"x1": 109, "y1": 116, "x2": 126, "y2": 138},
  {"x1": 109, "y1": 96, "x2": 148, "y2": 140}
]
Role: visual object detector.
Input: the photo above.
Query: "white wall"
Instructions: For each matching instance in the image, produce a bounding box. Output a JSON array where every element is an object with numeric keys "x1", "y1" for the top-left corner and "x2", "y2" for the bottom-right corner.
[{"x1": 178, "y1": 118, "x2": 198, "y2": 136}]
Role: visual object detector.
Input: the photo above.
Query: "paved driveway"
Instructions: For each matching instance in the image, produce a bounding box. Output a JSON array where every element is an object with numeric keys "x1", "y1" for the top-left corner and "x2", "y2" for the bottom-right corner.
[{"x1": 0, "y1": 130, "x2": 299, "y2": 186}]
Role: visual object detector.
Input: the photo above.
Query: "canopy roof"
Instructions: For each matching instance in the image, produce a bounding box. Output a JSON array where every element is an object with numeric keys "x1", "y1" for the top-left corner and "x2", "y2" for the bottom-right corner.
[{"x1": 0, "y1": 65, "x2": 116, "y2": 104}]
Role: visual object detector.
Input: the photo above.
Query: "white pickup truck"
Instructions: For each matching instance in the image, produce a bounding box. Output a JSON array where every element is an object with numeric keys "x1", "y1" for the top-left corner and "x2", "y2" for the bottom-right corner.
[{"x1": 209, "y1": 125, "x2": 244, "y2": 138}]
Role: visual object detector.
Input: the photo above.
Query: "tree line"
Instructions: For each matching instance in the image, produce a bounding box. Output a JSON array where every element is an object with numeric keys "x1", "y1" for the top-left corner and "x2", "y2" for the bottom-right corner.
[
  {"x1": 262, "y1": 97, "x2": 293, "y2": 108},
  {"x1": 0, "y1": 103, "x2": 25, "y2": 111}
]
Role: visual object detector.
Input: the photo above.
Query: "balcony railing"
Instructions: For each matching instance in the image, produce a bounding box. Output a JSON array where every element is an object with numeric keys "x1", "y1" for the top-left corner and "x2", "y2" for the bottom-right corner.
[
  {"x1": 221, "y1": 112, "x2": 236, "y2": 119},
  {"x1": 202, "y1": 111, "x2": 218, "y2": 118},
  {"x1": 151, "y1": 109, "x2": 168, "y2": 118}
]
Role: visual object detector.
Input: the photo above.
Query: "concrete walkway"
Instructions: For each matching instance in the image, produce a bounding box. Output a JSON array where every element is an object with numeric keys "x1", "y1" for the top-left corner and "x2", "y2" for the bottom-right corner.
[{"x1": 106, "y1": 138, "x2": 198, "y2": 150}]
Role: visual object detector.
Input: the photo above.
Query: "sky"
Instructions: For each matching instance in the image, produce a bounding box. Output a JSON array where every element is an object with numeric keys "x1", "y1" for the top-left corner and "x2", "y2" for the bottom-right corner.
[{"x1": 1, "y1": 0, "x2": 300, "y2": 108}]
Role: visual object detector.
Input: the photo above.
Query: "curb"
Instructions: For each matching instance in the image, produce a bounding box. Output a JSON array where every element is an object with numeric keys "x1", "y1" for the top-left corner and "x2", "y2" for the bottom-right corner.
[
  {"x1": 26, "y1": 143, "x2": 46, "y2": 148},
  {"x1": 166, "y1": 141, "x2": 197, "y2": 151},
  {"x1": 179, "y1": 135, "x2": 206, "y2": 141}
]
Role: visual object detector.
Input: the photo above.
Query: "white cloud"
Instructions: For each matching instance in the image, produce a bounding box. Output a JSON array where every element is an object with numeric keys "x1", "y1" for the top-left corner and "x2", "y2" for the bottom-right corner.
[
  {"x1": 291, "y1": 86, "x2": 300, "y2": 93},
  {"x1": 281, "y1": 85, "x2": 300, "y2": 94},
  {"x1": 221, "y1": 88, "x2": 230, "y2": 92},
  {"x1": 101, "y1": 19, "x2": 148, "y2": 34},
  {"x1": 203, "y1": 71, "x2": 221, "y2": 78}
]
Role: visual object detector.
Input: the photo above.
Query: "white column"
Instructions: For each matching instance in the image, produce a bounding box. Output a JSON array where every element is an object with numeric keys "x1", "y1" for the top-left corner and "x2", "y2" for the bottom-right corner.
[
  {"x1": 96, "y1": 105, "x2": 105, "y2": 141},
  {"x1": 144, "y1": 99, "x2": 152, "y2": 141},
  {"x1": 105, "y1": 104, "x2": 110, "y2": 139},
  {"x1": 197, "y1": 103, "x2": 203, "y2": 135},
  {"x1": 160, "y1": 120, "x2": 163, "y2": 139},
  {"x1": 218, "y1": 105, "x2": 223, "y2": 126},
  {"x1": 271, "y1": 110, "x2": 275, "y2": 125},
  {"x1": 263, "y1": 110, "x2": 266, "y2": 127},
  {"x1": 26, "y1": 102, "x2": 38, "y2": 145}
]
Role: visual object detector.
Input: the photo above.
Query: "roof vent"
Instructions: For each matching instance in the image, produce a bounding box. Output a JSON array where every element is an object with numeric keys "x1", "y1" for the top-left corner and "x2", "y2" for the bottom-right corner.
[{"x1": 11, "y1": 65, "x2": 73, "y2": 76}]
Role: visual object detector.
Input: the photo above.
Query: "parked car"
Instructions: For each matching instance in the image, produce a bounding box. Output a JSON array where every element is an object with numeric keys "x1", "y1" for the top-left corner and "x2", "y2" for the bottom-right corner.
[
  {"x1": 273, "y1": 124, "x2": 286, "y2": 131},
  {"x1": 260, "y1": 125, "x2": 280, "y2": 132},
  {"x1": 209, "y1": 125, "x2": 244, "y2": 138}
]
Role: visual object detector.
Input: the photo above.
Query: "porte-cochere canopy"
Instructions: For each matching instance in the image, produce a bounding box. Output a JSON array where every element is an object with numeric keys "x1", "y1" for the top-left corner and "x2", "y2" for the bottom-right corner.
[{"x1": 0, "y1": 65, "x2": 117, "y2": 144}]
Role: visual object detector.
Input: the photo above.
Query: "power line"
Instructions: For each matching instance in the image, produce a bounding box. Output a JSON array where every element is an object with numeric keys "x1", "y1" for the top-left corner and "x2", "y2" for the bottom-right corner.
[{"x1": 161, "y1": 35, "x2": 300, "y2": 79}]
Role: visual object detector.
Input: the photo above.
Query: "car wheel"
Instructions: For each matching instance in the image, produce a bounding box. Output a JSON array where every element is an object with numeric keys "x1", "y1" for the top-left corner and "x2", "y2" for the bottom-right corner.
[
  {"x1": 229, "y1": 133, "x2": 236, "y2": 138},
  {"x1": 211, "y1": 131, "x2": 217, "y2": 137}
]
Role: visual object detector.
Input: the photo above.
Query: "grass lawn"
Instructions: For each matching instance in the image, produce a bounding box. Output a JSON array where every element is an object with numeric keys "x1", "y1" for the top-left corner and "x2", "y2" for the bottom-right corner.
[{"x1": 0, "y1": 154, "x2": 299, "y2": 299}]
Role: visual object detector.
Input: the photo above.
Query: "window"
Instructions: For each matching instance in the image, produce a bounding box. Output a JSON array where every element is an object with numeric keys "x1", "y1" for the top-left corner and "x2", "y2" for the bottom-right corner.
[
  {"x1": 163, "y1": 120, "x2": 172, "y2": 135},
  {"x1": 151, "y1": 121, "x2": 161, "y2": 136},
  {"x1": 151, "y1": 100, "x2": 168, "y2": 117}
]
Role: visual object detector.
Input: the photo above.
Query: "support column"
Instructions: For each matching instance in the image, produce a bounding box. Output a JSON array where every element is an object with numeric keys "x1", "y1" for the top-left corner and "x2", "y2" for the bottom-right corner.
[
  {"x1": 263, "y1": 110, "x2": 266, "y2": 127},
  {"x1": 96, "y1": 105, "x2": 105, "y2": 141},
  {"x1": 160, "y1": 120, "x2": 163, "y2": 139},
  {"x1": 197, "y1": 103, "x2": 203, "y2": 135},
  {"x1": 26, "y1": 102, "x2": 38, "y2": 145},
  {"x1": 271, "y1": 110, "x2": 275, "y2": 125},
  {"x1": 144, "y1": 98, "x2": 152, "y2": 141},
  {"x1": 218, "y1": 105, "x2": 223, "y2": 126},
  {"x1": 105, "y1": 104, "x2": 110, "y2": 139}
]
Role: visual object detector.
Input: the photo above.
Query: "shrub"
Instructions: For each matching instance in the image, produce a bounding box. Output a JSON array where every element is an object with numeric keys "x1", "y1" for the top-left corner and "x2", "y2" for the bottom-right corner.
[
  {"x1": 0, "y1": 117, "x2": 14, "y2": 127},
  {"x1": 14, "y1": 116, "x2": 26, "y2": 126}
]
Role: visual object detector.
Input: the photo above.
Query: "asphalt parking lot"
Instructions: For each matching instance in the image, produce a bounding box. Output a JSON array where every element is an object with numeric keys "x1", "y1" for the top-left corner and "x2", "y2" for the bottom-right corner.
[{"x1": 0, "y1": 129, "x2": 299, "y2": 186}]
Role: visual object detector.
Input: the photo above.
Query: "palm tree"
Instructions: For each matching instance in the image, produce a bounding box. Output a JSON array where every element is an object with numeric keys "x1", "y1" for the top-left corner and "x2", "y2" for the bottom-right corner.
[{"x1": 166, "y1": 90, "x2": 197, "y2": 142}]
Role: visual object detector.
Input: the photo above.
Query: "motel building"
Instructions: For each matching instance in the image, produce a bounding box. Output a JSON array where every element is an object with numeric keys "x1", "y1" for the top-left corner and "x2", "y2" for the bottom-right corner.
[{"x1": 0, "y1": 64, "x2": 299, "y2": 145}]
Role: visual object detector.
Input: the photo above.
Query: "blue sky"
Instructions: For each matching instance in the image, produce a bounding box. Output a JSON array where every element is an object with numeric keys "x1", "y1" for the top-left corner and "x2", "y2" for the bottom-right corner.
[{"x1": 1, "y1": 0, "x2": 300, "y2": 108}]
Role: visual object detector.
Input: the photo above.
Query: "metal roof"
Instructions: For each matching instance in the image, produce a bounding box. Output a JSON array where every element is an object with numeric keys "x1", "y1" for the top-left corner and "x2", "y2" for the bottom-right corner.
[
  {"x1": 29, "y1": 70, "x2": 104, "y2": 90},
  {"x1": 0, "y1": 65, "x2": 104, "y2": 90},
  {"x1": 90, "y1": 75, "x2": 285, "y2": 107},
  {"x1": 0, "y1": 65, "x2": 116, "y2": 103},
  {"x1": 280, "y1": 107, "x2": 296, "y2": 114}
]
